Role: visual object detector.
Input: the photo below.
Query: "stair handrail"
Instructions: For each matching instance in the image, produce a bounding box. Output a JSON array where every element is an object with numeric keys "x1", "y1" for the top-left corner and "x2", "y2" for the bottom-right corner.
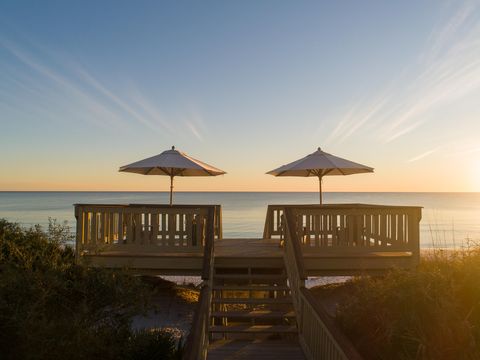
[
  {"x1": 282, "y1": 209, "x2": 307, "y2": 313},
  {"x1": 182, "y1": 207, "x2": 215, "y2": 360},
  {"x1": 282, "y1": 207, "x2": 363, "y2": 360}
]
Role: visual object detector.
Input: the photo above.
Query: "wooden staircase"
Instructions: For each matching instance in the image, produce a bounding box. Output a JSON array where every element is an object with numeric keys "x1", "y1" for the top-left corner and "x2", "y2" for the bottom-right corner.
[{"x1": 206, "y1": 266, "x2": 305, "y2": 360}]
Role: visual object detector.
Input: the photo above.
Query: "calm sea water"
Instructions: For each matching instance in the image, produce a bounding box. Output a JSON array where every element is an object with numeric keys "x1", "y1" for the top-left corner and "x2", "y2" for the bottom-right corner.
[{"x1": 0, "y1": 192, "x2": 479, "y2": 249}]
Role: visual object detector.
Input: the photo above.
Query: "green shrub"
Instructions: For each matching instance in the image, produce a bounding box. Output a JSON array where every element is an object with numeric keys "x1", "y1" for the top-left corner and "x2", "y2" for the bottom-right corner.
[
  {"x1": 0, "y1": 219, "x2": 179, "y2": 360},
  {"x1": 125, "y1": 329, "x2": 179, "y2": 360},
  {"x1": 336, "y1": 250, "x2": 480, "y2": 360}
]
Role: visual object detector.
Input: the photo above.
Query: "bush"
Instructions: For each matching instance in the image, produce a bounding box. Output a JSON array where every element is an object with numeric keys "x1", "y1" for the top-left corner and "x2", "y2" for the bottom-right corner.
[
  {"x1": 336, "y1": 250, "x2": 480, "y2": 360},
  {"x1": 0, "y1": 219, "x2": 179, "y2": 360},
  {"x1": 125, "y1": 329, "x2": 180, "y2": 360}
]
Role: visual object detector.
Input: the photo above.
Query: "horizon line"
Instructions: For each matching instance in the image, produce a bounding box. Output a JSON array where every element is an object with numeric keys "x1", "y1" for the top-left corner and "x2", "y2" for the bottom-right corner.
[{"x1": 1, "y1": 190, "x2": 479, "y2": 194}]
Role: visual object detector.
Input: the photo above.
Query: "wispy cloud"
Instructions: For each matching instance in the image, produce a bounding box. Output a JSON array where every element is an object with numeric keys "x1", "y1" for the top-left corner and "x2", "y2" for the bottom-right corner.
[
  {"x1": 0, "y1": 36, "x2": 177, "y2": 136},
  {"x1": 324, "y1": 95, "x2": 388, "y2": 146},
  {"x1": 325, "y1": 1, "x2": 480, "y2": 146},
  {"x1": 186, "y1": 121, "x2": 204, "y2": 141},
  {"x1": 183, "y1": 108, "x2": 207, "y2": 142},
  {"x1": 74, "y1": 67, "x2": 172, "y2": 134},
  {"x1": 0, "y1": 38, "x2": 127, "y2": 130},
  {"x1": 407, "y1": 146, "x2": 441, "y2": 163},
  {"x1": 130, "y1": 89, "x2": 174, "y2": 133}
]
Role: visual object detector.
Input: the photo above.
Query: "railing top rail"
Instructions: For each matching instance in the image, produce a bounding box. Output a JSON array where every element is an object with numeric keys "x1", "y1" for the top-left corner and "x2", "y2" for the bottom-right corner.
[
  {"x1": 300, "y1": 287, "x2": 363, "y2": 360},
  {"x1": 74, "y1": 203, "x2": 220, "y2": 208},
  {"x1": 267, "y1": 203, "x2": 422, "y2": 209}
]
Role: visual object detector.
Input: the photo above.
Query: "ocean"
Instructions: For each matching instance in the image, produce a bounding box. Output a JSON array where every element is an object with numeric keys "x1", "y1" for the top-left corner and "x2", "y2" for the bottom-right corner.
[{"x1": 1, "y1": 191, "x2": 479, "y2": 249}]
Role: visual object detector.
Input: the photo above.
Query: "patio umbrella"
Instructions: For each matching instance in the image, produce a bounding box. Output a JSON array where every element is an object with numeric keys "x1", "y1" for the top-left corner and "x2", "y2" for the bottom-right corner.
[
  {"x1": 267, "y1": 147, "x2": 373, "y2": 204},
  {"x1": 119, "y1": 146, "x2": 226, "y2": 205}
]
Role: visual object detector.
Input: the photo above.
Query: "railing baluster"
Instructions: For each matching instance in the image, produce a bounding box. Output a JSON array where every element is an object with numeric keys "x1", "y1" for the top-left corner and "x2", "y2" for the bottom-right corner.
[
  {"x1": 126, "y1": 211, "x2": 133, "y2": 244},
  {"x1": 134, "y1": 212, "x2": 141, "y2": 244},
  {"x1": 75, "y1": 205, "x2": 221, "y2": 256},
  {"x1": 151, "y1": 212, "x2": 158, "y2": 245},
  {"x1": 398, "y1": 213, "x2": 404, "y2": 245},
  {"x1": 100, "y1": 210, "x2": 106, "y2": 244},
  {"x1": 262, "y1": 204, "x2": 420, "y2": 255},
  {"x1": 91, "y1": 212, "x2": 97, "y2": 245},
  {"x1": 117, "y1": 210, "x2": 123, "y2": 244}
]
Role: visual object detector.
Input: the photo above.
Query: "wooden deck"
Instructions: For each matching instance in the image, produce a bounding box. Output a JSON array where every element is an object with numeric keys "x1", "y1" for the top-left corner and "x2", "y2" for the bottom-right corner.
[
  {"x1": 83, "y1": 237, "x2": 416, "y2": 276},
  {"x1": 75, "y1": 203, "x2": 421, "y2": 360}
]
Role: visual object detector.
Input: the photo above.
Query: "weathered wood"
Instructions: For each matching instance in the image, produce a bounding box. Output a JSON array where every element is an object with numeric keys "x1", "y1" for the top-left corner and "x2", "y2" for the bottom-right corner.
[
  {"x1": 182, "y1": 207, "x2": 216, "y2": 360},
  {"x1": 202, "y1": 208, "x2": 215, "y2": 281},
  {"x1": 268, "y1": 205, "x2": 423, "y2": 256},
  {"x1": 282, "y1": 206, "x2": 364, "y2": 360},
  {"x1": 299, "y1": 288, "x2": 363, "y2": 360},
  {"x1": 74, "y1": 206, "x2": 82, "y2": 260},
  {"x1": 81, "y1": 246, "x2": 415, "y2": 276},
  {"x1": 75, "y1": 204, "x2": 220, "y2": 260},
  {"x1": 91, "y1": 212, "x2": 97, "y2": 245},
  {"x1": 284, "y1": 210, "x2": 307, "y2": 280},
  {"x1": 182, "y1": 285, "x2": 211, "y2": 360},
  {"x1": 75, "y1": 204, "x2": 423, "y2": 359}
]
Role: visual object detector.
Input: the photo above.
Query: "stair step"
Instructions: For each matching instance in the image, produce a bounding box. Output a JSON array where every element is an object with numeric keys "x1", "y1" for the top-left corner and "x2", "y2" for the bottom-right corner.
[
  {"x1": 213, "y1": 285, "x2": 289, "y2": 291},
  {"x1": 211, "y1": 310, "x2": 295, "y2": 319},
  {"x1": 214, "y1": 274, "x2": 287, "y2": 280},
  {"x1": 212, "y1": 297, "x2": 292, "y2": 304},
  {"x1": 209, "y1": 325, "x2": 297, "y2": 334}
]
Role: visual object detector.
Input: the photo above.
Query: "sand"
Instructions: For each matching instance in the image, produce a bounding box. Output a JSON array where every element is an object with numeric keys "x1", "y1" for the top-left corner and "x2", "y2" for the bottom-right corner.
[{"x1": 131, "y1": 276, "x2": 199, "y2": 343}]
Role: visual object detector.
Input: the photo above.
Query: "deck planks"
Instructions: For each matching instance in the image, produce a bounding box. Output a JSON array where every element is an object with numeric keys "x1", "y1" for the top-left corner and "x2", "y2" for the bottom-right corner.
[{"x1": 81, "y1": 237, "x2": 416, "y2": 275}]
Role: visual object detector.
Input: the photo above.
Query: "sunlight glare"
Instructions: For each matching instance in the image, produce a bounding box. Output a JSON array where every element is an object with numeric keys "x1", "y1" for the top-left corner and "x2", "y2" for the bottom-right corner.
[{"x1": 471, "y1": 160, "x2": 480, "y2": 191}]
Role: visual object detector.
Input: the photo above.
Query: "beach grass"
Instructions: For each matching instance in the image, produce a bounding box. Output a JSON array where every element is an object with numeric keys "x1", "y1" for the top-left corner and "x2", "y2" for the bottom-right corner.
[
  {"x1": 312, "y1": 248, "x2": 480, "y2": 359},
  {"x1": 0, "y1": 218, "x2": 183, "y2": 360}
]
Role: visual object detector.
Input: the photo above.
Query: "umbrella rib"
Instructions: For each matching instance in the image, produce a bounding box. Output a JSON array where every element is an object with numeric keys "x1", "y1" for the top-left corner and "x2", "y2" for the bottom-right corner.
[
  {"x1": 172, "y1": 168, "x2": 182, "y2": 176},
  {"x1": 145, "y1": 167, "x2": 155, "y2": 175}
]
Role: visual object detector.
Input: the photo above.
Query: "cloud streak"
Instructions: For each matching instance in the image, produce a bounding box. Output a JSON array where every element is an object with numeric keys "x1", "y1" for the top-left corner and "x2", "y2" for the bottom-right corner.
[
  {"x1": 325, "y1": 1, "x2": 480, "y2": 146},
  {"x1": 407, "y1": 147, "x2": 441, "y2": 163},
  {"x1": 74, "y1": 67, "x2": 173, "y2": 134},
  {"x1": 0, "y1": 36, "x2": 184, "y2": 137},
  {"x1": 183, "y1": 108, "x2": 208, "y2": 142},
  {"x1": 0, "y1": 38, "x2": 128, "y2": 130}
]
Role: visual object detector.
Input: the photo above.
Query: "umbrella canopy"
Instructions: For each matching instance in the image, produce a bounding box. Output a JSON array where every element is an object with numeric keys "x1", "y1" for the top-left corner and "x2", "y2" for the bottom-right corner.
[
  {"x1": 267, "y1": 147, "x2": 373, "y2": 204},
  {"x1": 119, "y1": 146, "x2": 226, "y2": 205}
]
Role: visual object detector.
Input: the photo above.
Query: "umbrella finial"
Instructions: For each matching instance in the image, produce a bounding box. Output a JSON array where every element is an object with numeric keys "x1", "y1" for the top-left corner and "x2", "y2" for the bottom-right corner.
[
  {"x1": 172, "y1": 146, "x2": 175, "y2": 150},
  {"x1": 317, "y1": 147, "x2": 321, "y2": 151}
]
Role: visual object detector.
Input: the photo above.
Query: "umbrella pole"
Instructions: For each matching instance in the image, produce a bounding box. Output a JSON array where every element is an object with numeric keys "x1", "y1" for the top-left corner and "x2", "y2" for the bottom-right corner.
[
  {"x1": 169, "y1": 175, "x2": 174, "y2": 206},
  {"x1": 318, "y1": 175, "x2": 323, "y2": 205}
]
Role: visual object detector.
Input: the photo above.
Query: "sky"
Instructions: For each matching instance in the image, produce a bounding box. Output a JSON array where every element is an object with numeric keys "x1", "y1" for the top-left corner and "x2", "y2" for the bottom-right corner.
[{"x1": 0, "y1": 1, "x2": 479, "y2": 192}]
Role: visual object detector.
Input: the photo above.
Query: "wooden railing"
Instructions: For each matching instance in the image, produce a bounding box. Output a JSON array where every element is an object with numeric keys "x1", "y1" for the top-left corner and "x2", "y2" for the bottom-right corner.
[
  {"x1": 283, "y1": 208, "x2": 363, "y2": 360},
  {"x1": 282, "y1": 210, "x2": 307, "y2": 312},
  {"x1": 182, "y1": 207, "x2": 215, "y2": 360},
  {"x1": 298, "y1": 287, "x2": 363, "y2": 360},
  {"x1": 74, "y1": 204, "x2": 221, "y2": 256},
  {"x1": 263, "y1": 205, "x2": 285, "y2": 239},
  {"x1": 265, "y1": 204, "x2": 421, "y2": 256}
]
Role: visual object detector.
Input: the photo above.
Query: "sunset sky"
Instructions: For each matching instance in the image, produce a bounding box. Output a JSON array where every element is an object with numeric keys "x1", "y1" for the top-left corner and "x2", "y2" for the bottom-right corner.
[{"x1": 1, "y1": 1, "x2": 479, "y2": 192}]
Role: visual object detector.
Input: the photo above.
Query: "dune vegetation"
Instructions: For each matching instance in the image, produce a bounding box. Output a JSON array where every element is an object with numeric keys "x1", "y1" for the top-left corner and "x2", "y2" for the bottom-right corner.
[
  {"x1": 323, "y1": 249, "x2": 480, "y2": 359},
  {"x1": 0, "y1": 219, "x2": 182, "y2": 360}
]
